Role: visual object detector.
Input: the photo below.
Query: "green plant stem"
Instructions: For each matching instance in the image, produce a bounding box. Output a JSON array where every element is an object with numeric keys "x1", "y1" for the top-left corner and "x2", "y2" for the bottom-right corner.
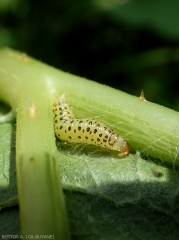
[
  {"x1": 0, "y1": 48, "x2": 70, "y2": 238},
  {"x1": 16, "y1": 96, "x2": 69, "y2": 237},
  {"x1": 0, "y1": 48, "x2": 179, "y2": 165}
]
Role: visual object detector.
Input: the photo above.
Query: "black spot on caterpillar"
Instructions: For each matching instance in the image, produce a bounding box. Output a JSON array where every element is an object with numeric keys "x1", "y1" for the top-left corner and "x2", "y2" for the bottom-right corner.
[{"x1": 53, "y1": 94, "x2": 130, "y2": 157}]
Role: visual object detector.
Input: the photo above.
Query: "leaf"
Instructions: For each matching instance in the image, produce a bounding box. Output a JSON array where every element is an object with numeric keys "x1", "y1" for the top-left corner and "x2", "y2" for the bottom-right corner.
[
  {"x1": 0, "y1": 122, "x2": 17, "y2": 208},
  {"x1": 0, "y1": 116, "x2": 19, "y2": 234},
  {"x1": 58, "y1": 143, "x2": 179, "y2": 239}
]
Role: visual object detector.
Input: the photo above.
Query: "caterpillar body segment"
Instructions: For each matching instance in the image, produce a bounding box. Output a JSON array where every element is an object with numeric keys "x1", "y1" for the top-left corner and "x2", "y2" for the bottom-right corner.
[{"x1": 53, "y1": 95, "x2": 130, "y2": 157}]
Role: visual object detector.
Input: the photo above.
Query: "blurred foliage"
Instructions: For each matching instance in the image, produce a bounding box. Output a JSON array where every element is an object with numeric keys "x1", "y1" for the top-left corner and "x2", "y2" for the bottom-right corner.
[{"x1": 0, "y1": 0, "x2": 179, "y2": 110}]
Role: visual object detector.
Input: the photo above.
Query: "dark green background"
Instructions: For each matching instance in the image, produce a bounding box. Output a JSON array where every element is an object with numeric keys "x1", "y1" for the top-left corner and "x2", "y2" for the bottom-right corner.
[{"x1": 1, "y1": 0, "x2": 179, "y2": 110}]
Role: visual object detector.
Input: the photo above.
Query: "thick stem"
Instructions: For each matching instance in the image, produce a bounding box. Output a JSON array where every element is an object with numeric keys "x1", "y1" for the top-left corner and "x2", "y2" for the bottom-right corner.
[
  {"x1": 0, "y1": 48, "x2": 179, "y2": 165},
  {"x1": 0, "y1": 48, "x2": 70, "y2": 238},
  {"x1": 16, "y1": 95, "x2": 70, "y2": 237}
]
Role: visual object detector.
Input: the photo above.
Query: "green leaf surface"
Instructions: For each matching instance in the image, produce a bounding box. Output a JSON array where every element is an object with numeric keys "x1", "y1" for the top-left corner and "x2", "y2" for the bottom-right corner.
[{"x1": 0, "y1": 122, "x2": 17, "y2": 208}]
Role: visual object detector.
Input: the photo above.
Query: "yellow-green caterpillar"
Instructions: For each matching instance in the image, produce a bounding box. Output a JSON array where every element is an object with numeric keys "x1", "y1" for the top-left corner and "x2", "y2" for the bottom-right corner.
[{"x1": 53, "y1": 95, "x2": 130, "y2": 157}]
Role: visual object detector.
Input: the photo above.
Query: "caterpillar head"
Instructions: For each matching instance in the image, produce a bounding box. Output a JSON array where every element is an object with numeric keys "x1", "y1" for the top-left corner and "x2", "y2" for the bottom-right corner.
[{"x1": 109, "y1": 134, "x2": 130, "y2": 157}]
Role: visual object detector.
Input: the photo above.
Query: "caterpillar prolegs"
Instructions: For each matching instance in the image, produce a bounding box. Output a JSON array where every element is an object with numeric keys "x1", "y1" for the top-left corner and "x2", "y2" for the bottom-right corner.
[{"x1": 53, "y1": 95, "x2": 130, "y2": 157}]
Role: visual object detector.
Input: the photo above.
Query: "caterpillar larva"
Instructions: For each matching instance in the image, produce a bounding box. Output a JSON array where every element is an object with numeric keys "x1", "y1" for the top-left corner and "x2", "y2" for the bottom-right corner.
[{"x1": 53, "y1": 95, "x2": 130, "y2": 157}]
